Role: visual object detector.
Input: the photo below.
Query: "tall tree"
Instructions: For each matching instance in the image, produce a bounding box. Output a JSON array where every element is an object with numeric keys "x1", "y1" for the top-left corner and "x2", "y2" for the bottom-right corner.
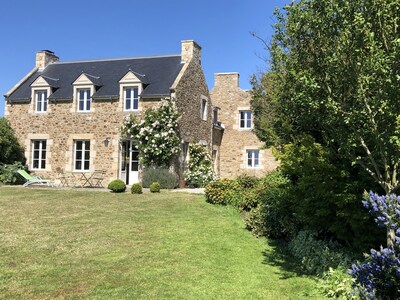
[
  {"x1": 0, "y1": 118, "x2": 25, "y2": 164},
  {"x1": 251, "y1": 0, "x2": 400, "y2": 247}
]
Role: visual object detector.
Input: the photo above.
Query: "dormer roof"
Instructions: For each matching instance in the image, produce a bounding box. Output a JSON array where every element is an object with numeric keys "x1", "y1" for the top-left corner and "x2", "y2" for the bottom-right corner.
[{"x1": 6, "y1": 55, "x2": 183, "y2": 102}]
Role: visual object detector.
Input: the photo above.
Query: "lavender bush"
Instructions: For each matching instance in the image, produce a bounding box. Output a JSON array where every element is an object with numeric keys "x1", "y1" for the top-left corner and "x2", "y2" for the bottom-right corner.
[{"x1": 350, "y1": 192, "x2": 400, "y2": 299}]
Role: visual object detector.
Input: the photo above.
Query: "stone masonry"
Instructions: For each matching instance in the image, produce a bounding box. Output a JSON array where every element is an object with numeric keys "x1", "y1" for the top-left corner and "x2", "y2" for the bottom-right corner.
[
  {"x1": 5, "y1": 41, "x2": 212, "y2": 185},
  {"x1": 210, "y1": 73, "x2": 278, "y2": 178}
]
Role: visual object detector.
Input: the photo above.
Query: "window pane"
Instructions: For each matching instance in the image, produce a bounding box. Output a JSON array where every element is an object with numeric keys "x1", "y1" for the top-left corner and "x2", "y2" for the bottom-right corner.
[
  {"x1": 76, "y1": 150, "x2": 82, "y2": 160},
  {"x1": 79, "y1": 100, "x2": 84, "y2": 111},
  {"x1": 133, "y1": 98, "x2": 138, "y2": 110},
  {"x1": 84, "y1": 150, "x2": 90, "y2": 160},
  {"x1": 42, "y1": 160, "x2": 46, "y2": 169},
  {"x1": 131, "y1": 162, "x2": 138, "y2": 171},
  {"x1": 33, "y1": 160, "x2": 39, "y2": 169},
  {"x1": 85, "y1": 141, "x2": 90, "y2": 150},
  {"x1": 33, "y1": 151, "x2": 40, "y2": 159},
  {"x1": 125, "y1": 99, "x2": 131, "y2": 110},
  {"x1": 84, "y1": 161, "x2": 90, "y2": 170},
  {"x1": 76, "y1": 141, "x2": 83, "y2": 150},
  {"x1": 75, "y1": 160, "x2": 82, "y2": 170}
]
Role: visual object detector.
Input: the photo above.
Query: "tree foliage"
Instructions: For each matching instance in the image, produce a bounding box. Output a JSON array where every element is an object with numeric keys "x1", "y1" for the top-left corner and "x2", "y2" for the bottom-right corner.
[
  {"x1": 0, "y1": 118, "x2": 25, "y2": 164},
  {"x1": 251, "y1": 0, "x2": 400, "y2": 246}
]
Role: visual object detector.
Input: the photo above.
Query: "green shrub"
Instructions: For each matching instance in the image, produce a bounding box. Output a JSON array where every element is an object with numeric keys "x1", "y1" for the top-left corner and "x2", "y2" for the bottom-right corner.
[
  {"x1": 237, "y1": 184, "x2": 265, "y2": 211},
  {"x1": 149, "y1": 182, "x2": 160, "y2": 193},
  {"x1": 131, "y1": 183, "x2": 143, "y2": 194},
  {"x1": 107, "y1": 179, "x2": 126, "y2": 193},
  {"x1": 236, "y1": 174, "x2": 259, "y2": 189},
  {"x1": 243, "y1": 171, "x2": 299, "y2": 239},
  {"x1": 288, "y1": 230, "x2": 353, "y2": 275},
  {"x1": 243, "y1": 205, "x2": 268, "y2": 237},
  {"x1": 0, "y1": 162, "x2": 26, "y2": 185},
  {"x1": 319, "y1": 267, "x2": 357, "y2": 299},
  {"x1": 142, "y1": 167, "x2": 178, "y2": 189},
  {"x1": 205, "y1": 179, "x2": 239, "y2": 205}
]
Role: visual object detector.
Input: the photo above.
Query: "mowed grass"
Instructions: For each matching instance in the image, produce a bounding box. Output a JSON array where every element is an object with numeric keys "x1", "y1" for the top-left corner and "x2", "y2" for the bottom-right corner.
[{"x1": 0, "y1": 187, "x2": 323, "y2": 299}]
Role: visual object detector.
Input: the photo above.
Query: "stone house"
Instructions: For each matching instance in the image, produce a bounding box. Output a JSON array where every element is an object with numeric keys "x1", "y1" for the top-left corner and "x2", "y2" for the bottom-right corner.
[
  {"x1": 210, "y1": 73, "x2": 278, "y2": 178},
  {"x1": 4, "y1": 40, "x2": 276, "y2": 185}
]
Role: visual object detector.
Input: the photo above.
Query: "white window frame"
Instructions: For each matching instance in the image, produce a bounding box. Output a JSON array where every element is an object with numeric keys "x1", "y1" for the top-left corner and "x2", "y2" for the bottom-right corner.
[
  {"x1": 35, "y1": 90, "x2": 48, "y2": 113},
  {"x1": 32, "y1": 140, "x2": 47, "y2": 170},
  {"x1": 74, "y1": 140, "x2": 91, "y2": 172},
  {"x1": 200, "y1": 96, "x2": 208, "y2": 121},
  {"x1": 246, "y1": 149, "x2": 260, "y2": 168},
  {"x1": 77, "y1": 89, "x2": 91, "y2": 112},
  {"x1": 124, "y1": 86, "x2": 139, "y2": 111},
  {"x1": 239, "y1": 110, "x2": 252, "y2": 129}
]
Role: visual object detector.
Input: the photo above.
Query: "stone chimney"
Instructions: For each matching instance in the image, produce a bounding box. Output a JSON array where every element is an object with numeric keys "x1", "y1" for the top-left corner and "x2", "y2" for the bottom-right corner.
[
  {"x1": 36, "y1": 50, "x2": 59, "y2": 69},
  {"x1": 181, "y1": 40, "x2": 201, "y2": 63},
  {"x1": 214, "y1": 73, "x2": 239, "y2": 89}
]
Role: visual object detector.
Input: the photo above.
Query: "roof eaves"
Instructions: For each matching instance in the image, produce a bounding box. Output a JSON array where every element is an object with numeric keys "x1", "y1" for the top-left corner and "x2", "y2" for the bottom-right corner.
[{"x1": 4, "y1": 67, "x2": 38, "y2": 98}]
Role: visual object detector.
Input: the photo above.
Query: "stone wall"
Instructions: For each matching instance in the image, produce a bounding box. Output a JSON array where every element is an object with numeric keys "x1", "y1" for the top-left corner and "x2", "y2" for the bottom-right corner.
[
  {"x1": 210, "y1": 73, "x2": 278, "y2": 178},
  {"x1": 173, "y1": 41, "x2": 212, "y2": 146},
  {"x1": 5, "y1": 99, "x2": 153, "y2": 184}
]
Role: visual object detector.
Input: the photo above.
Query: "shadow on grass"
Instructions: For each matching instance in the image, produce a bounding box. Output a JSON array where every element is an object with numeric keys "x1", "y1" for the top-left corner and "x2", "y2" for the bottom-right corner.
[{"x1": 262, "y1": 239, "x2": 309, "y2": 279}]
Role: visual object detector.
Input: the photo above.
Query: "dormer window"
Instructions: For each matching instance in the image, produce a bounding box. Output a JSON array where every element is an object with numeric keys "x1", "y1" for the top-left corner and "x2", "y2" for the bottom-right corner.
[
  {"x1": 119, "y1": 70, "x2": 143, "y2": 112},
  {"x1": 72, "y1": 73, "x2": 99, "y2": 113},
  {"x1": 30, "y1": 75, "x2": 57, "y2": 114},
  {"x1": 124, "y1": 87, "x2": 139, "y2": 111},
  {"x1": 35, "y1": 90, "x2": 48, "y2": 113},
  {"x1": 77, "y1": 89, "x2": 91, "y2": 112}
]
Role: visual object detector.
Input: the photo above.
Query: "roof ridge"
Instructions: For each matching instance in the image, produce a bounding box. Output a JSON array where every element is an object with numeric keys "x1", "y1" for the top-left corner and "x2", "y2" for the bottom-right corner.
[{"x1": 55, "y1": 54, "x2": 181, "y2": 65}]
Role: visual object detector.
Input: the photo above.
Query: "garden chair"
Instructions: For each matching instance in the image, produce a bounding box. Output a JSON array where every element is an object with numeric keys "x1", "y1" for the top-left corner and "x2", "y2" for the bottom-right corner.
[
  {"x1": 17, "y1": 169, "x2": 54, "y2": 187},
  {"x1": 90, "y1": 170, "x2": 107, "y2": 188},
  {"x1": 56, "y1": 167, "x2": 77, "y2": 187}
]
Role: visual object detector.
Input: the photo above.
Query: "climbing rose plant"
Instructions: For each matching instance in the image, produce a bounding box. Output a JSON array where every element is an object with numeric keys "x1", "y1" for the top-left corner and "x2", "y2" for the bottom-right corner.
[
  {"x1": 185, "y1": 143, "x2": 215, "y2": 187},
  {"x1": 350, "y1": 192, "x2": 400, "y2": 299},
  {"x1": 122, "y1": 97, "x2": 180, "y2": 167}
]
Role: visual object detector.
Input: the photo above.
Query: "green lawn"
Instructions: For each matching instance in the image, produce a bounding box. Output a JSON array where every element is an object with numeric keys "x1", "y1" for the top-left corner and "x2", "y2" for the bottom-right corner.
[{"x1": 0, "y1": 187, "x2": 323, "y2": 299}]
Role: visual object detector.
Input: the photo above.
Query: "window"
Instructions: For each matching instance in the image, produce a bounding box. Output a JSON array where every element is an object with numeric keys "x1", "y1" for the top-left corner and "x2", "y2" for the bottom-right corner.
[
  {"x1": 239, "y1": 111, "x2": 252, "y2": 129},
  {"x1": 213, "y1": 108, "x2": 218, "y2": 124},
  {"x1": 124, "y1": 87, "x2": 139, "y2": 111},
  {"x1": 77, "y1": 89, "x2": 91, "y2": 112},
  {"x1": 201, "y1": 97, "x2": 207, "y2": 120},
  {"x1": 35, "y1": 90, "x2": 47, "y2": 113},
  {"x1": 247, "y1": 150, "x2": 259, "y2": 168},
  {"x1": 74, "y1": 140, "x2": 90, "y2": 171},
  {"x1": 32, "y1": 140, "x2": 47, "y2": 169}
]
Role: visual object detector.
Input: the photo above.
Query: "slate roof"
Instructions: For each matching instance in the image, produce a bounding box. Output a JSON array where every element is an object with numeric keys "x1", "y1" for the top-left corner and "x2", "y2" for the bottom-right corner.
[{"x1": 6, "y1": 55, "x2": 183, "y2": 102}]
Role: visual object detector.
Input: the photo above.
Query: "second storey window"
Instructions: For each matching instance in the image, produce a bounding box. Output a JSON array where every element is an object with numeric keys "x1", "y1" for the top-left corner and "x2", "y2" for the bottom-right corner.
[
  {"x1": 201, "y1": 97, "x2": 207, "y2": 120},
  {"x1": 78, "y1": 89, "x2": 91, "y2": 112},
  {"x1": 32, "y1": 140, "x2": 47, "y2": 170},
  {"x1": 124, "y1": 87, "x2": 139, "y2": 111},
  {"x1": 74, "y1": 140, "x2": 90, "y2": 171},
  {"x1": 247, "y1": 149, "x2": 259, "y2": 168},
  {"x1": 35, "y1": 90, "x2": 47, "y2": 113},
  {"x1": 239, "y1": 111, "x2": 252, "y2": 129}
]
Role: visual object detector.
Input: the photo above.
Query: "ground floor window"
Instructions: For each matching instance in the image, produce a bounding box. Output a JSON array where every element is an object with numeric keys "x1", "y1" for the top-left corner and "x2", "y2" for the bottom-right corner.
[
  {"x1": 32, "y1": 140, "x2": 47, "y2": 170},
  {"x1": 74, "y1": 140, "x2": 90, "y2": 171},
  {"x1": 246, "y1": 149, "x2": 259, "y2": 168}
]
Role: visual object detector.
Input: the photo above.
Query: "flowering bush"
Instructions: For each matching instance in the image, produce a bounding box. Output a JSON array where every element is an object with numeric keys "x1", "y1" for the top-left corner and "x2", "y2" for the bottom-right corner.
[
  {"x1": 122, "y1": 98, "x2": 180, "y2": 167},
  {"x1": 350, "y1": 192, "x2": 400, "y2": 299},
  {"x1": 185, "y1": 143, "x2": 215, "y2": 187}
]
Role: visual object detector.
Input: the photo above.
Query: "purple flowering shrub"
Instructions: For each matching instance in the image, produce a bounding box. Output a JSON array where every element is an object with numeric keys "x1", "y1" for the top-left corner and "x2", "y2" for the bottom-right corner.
[{"x1": 350, "y1": 192, "x2": 400, "y2": 299}]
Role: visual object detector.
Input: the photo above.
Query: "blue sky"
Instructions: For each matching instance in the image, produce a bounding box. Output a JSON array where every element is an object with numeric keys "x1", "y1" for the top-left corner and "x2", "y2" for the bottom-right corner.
[{"x1": 0, "y1": 0, "x2": 289, "y2": 116}]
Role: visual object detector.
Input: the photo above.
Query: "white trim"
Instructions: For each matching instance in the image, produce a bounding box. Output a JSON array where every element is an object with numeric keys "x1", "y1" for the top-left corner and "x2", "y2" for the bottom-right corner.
[
  {"x1": 239, "y1": 110, "x2": 252, "y2": 129},
  {"x1": 73, "y1": 140, "x2": 91, "y2": 172},
  {"x1": 31, "y1": 140, "x2": 47, "y2": 170},
  {"x1": 200, "y1": 95, "x2": 208, "y2": 121},
  {"x1": 246, "y1": 149, "x2": 260, "y2": 169}
]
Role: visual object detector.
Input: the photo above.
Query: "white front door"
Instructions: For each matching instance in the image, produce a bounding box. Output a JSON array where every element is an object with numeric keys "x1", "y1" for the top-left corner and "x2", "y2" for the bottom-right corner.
[{"x1": 120, "y1": 140, "x2": 139, "y2": 185}]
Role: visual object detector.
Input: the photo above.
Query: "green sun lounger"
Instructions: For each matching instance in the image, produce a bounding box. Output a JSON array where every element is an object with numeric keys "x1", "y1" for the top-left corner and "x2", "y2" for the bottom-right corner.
[{"x1": 17, "y1": 169, "x2": 54, "y2": 187}]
